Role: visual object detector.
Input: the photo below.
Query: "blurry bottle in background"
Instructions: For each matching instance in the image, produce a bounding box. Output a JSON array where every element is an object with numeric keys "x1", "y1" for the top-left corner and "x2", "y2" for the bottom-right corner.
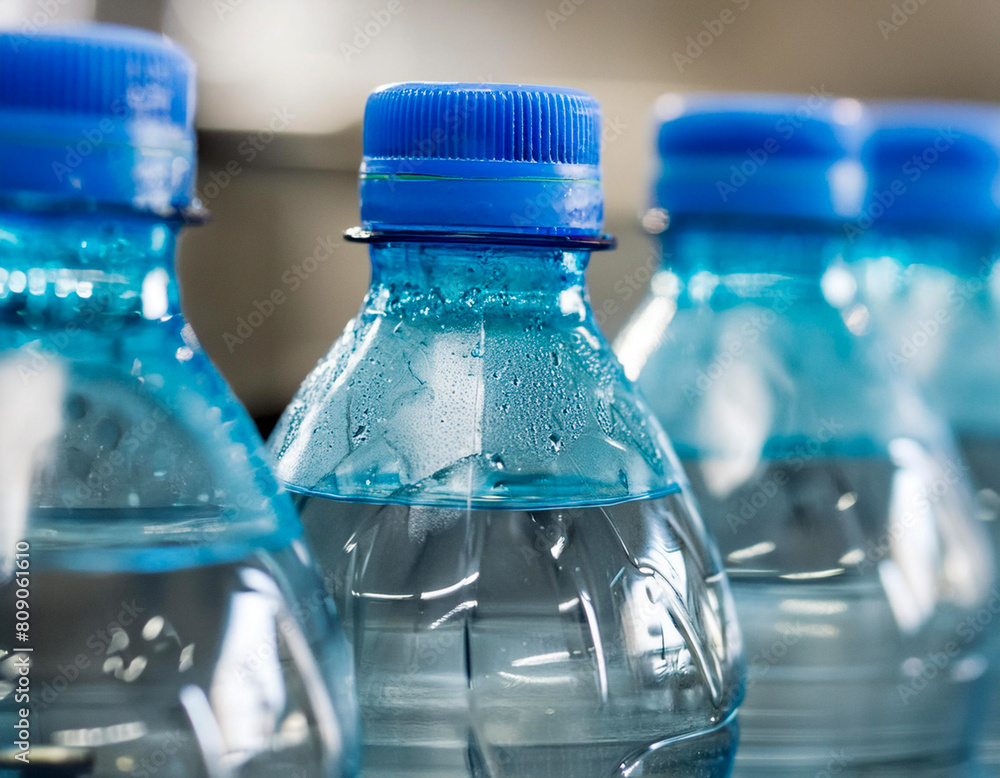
[
  {"x1": 850, "y1": 101, "x2": 1000, "y2": 771},
  {"x1": 614, "y1": 94, "x2": 995, "y2": 776},
  {"x1": 0, "y1": 25, "x2": 358, "y2": 777},
  {"x1": 269, "y1": 82, "x2": 745, "y2": 778}
]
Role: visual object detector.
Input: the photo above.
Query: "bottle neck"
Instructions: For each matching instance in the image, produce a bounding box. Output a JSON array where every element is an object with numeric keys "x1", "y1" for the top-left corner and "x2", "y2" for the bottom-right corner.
[
  {"x1": 630, "y1": 219, "x2": 938, "y2": 461},
  {"x1": 0, "y1": 209, "x2": 182, "y2": 330},
  {"x1": 656, "y1": 219, "x2": 850, "y2": 307},
  {"x1": 365, "y1": 241, "x2": 592, "y2": 319},
  {"x1": 854, "y1": 227, "x2": 1000, "y2": 281}
]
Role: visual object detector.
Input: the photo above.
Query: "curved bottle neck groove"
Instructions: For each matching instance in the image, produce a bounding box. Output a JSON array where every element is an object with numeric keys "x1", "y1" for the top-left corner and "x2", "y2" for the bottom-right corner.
[
  {"x1": 853, "y1": 228, "x2": 1000, "y2": 279},
  {"x1": 0, "y1": 209, "x2": 182, "y2": 330},
  {"x1": 365, "y1": 242, "x2": 592, "y2": 319},
  {"x1": 654, "y1": 220, "x2": 850, "y2": 307}
]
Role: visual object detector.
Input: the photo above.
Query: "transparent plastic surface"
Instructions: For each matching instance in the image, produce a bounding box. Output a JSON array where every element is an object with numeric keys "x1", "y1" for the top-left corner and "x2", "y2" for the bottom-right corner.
[
  {"x1": 852, "y1": 234, "x2": 1000, "y2": 770},
  {"x1": 614, "y1": 224, "x2": 996, "y2": 777},
  {"x1": 0, "y1": 212, "x2": 359, "y2": 776},
  {"x1": 270, "y1": 243, "x2": 744, "y2": 777}
]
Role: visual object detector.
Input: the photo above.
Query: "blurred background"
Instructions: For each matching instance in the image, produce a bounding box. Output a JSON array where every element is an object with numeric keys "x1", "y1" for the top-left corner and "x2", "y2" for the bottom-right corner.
[{"x1": 4, "y1": 0, "x2": 999, "y2": 428}]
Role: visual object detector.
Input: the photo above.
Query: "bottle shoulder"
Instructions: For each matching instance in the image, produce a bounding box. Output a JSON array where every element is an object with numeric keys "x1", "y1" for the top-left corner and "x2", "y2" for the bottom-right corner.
[
  {"x1": 0, "y1": 317, "x2": 300, "y2": 570},
  {"x1": 614, "y1": 286, "x2": 952, "y2": 458},
  {"x1": 269, "y1": 309, "x2": 685, "y2": 508},
  {"x1": 858, "y1": 261, "x2": 1000, "y2": 430}
]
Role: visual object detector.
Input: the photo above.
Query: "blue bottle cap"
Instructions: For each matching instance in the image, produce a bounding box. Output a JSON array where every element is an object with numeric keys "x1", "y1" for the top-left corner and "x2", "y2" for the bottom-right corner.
[
  {"x1": 651, "y1": 92, "x2": 866, "y2": 224},
  {"x1": 0, "y1": 23, "x2": 197, "y2": 216},
  {"x1": 858, "y1": 100, "x2": 1000, "y2": 236},
  {"x1": 359, "y1": 82, "x2": 604, "y2": 237}
]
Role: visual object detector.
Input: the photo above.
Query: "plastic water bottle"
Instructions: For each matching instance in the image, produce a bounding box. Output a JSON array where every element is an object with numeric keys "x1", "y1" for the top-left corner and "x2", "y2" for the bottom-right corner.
[
  {"x1": 0, "y1": 25, "x2": 358, "y2": 776},
  {"x1": 269, "y1": 82, "x2": 745, "y2": 778},
  {"x1": 851, "y1": 102, "x2": 1000, "y2": 772},
  {"x1": 613, "y1": 94, "x2": 995, "y2": 776}
]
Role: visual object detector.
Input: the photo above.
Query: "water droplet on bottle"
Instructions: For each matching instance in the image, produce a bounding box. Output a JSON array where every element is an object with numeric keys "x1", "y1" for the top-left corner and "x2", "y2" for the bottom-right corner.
[
  {"x1": 489, "y1": 454, "x2": 505, "y2": 470},
  {"x1": 549, "y1": 433, "x2": 562, "y2": 452}
]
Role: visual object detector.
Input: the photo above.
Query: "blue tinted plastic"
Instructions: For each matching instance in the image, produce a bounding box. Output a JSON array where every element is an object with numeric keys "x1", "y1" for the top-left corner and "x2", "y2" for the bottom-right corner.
[
  {"x1": 0, "y1": 209, "x2": 359, "y2": 776},
  {"x1": 270, "y1": 239, "x2": 745, "y2": 776},
  {"x1": 0, "y1": 23, "x2": 358, "y2": 775},
  {"x1": 853, "y1": 228, "x2": 1000, "y2": 769},
  {"x1": 270, "y1": 80, "x2": 744, "y2": 777},
  {"x1": 855, "y1": 102, "x2": 1000, "y2": 767},
  {"x1": 273, "y1": 245, "x2": 683, "y2": 508},
  {"x1": 615, "y1": 218, "x2": 995, "y2": 776}
]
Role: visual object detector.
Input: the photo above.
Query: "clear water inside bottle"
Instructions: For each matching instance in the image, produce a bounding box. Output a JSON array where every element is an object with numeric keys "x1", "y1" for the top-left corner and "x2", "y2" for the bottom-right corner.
[
  {"x1": 683, "y1": 448, "x2": 993, "y2": 777},
  {"x1": 293, "y1": 489, "x2": 738, "y2": 778},
  {"x1": 0, "y1": 525, "x2": 354, "y2": 777},
  {"x1": 0, "y1": 212, "x2": 360, "y2": 776},
  {"x1": 954, "y1": 431, "x2": 1000, "y2": 771}
]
